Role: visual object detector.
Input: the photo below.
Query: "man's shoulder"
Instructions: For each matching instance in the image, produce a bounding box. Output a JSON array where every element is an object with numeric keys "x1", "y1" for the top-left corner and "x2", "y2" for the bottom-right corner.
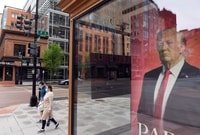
[
  {"x1": 144, "y1": 67, "x2": 162, "y2": 78},
  {"x1": 183, "y1": 62, "x2": 199, "y2": 70},
  {"x1": 181, "y1": 62, "x2": 200, "y2": 77}
]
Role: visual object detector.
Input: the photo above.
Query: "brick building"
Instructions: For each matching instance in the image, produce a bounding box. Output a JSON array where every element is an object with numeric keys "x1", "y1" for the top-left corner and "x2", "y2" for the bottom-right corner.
[{"x1": 0, "y1": 6, "x2": 48, "y2": 85}]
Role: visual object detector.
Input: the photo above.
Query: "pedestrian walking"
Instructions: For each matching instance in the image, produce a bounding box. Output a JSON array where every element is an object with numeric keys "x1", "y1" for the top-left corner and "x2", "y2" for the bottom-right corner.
[
  {"x1": 38, "y1": 85, "x2": 59, "y2": 133},
  {"x1": 37, "y1": 81, "x2": 47, "y2": 123}
]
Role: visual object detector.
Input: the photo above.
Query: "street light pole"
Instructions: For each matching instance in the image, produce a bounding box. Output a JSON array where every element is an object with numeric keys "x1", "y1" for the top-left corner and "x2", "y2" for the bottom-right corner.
[
  {"x1": 30, "y1": 0, "x2": 39, "y2": 107},
  {"x1": 18, "y1": 52, "x2": 23, "y2": 85},
  {"x1": 42, "y1": 70, "x2": 45, "y2": 82}
]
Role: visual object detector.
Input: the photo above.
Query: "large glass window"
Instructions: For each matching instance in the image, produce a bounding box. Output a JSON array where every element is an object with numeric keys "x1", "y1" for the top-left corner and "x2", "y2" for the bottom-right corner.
[
  {"x1": 73, "y1": 1, "x2": 131, "y2": 134},
  {"x1": 72, "y1": 0, "x2": 200, "y2": 135}
]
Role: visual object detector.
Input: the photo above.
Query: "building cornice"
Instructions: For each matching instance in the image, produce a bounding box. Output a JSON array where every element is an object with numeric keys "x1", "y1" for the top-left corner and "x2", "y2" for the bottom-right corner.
[{"x1": 0, "y1": 29, "x2": 48, "y2": 45}]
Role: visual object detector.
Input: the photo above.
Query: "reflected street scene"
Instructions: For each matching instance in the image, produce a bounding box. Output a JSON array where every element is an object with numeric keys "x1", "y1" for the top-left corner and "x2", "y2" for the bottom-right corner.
[{"x1": 71, "y1": 0, "x2": 200, "y2": 134}]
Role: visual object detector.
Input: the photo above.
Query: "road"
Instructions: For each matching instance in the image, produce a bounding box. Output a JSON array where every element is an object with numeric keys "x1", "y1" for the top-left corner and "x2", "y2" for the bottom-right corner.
[
  {"x1": 0, "y1": 86, "x2": 31, "y2": 108},
  {"x1": 0, "y1": 84, "x2": 68, "y2": 109}
]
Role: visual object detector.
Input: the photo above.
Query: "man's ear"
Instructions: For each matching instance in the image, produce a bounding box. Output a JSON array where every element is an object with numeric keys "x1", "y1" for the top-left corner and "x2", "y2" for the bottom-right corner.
[{"x1": 180, "y1": 44, "x2": 185, "y2": 54}]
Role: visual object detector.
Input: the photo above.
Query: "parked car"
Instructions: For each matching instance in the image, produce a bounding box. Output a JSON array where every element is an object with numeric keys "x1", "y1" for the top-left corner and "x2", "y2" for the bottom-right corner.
[{"x1": 58, "y1": 79, "x2": 69, "y2": 85}]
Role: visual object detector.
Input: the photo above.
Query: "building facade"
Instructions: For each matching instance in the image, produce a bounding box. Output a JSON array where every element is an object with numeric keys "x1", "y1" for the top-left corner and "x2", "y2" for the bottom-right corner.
[
  {"x1": 23, "y1": 0, "x2": 70, "y2": 79},
  {"x1": 0, "y1": 6, "x2": 47, "y2": 85}
]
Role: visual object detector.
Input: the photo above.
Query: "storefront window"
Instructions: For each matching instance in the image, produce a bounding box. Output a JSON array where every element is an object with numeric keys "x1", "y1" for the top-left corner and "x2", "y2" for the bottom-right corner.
[
  {"x1": 5, "y1": 66, "x2": 13, "y2": 81},
  {"x1": 0, "y1": 66, "x2": 3, "y2": 81},
  {"x1": 72, "y1": 0, "x2": 200, "y2": 134}
]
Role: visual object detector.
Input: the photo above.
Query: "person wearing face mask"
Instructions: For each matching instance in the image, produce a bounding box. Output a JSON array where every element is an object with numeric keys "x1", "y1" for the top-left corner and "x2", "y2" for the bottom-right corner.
[
  {"x1": 38, "y1": 85, "x2": 59, "y2": 133},
  {"x1": 138, "y1": 27, "x2": 200, "y2": 131}
]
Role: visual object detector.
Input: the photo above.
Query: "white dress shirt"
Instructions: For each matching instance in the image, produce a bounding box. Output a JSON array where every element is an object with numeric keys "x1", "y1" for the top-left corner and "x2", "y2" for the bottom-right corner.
[{"x1": 154, "y1": 58, "x2": 184, "y2": 118}]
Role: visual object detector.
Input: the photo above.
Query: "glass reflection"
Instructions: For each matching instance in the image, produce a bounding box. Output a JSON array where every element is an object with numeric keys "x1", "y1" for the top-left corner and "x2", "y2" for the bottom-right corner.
[{"x1": 73, "y1": 0, "x2": 200, "y2": 135}]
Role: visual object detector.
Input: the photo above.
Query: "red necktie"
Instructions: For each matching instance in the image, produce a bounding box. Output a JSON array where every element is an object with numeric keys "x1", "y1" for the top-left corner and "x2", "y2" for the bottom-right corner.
[{"x1": 154, "y1": 69, "x2": 171, "y2": 118}]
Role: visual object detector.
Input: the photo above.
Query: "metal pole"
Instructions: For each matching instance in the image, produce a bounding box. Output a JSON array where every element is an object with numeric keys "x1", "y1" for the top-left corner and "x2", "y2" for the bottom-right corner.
[
  {"x1": 20, "y1": 58, "x2": 23, "y2": 84},
  {"x1": 30, "y1": 0, "x2": 38, "y2": 106},
  {"x1": 42, "y1": 70, "x2": 44, "y2": 82},
  {"x1": 18, "y1": 52, "x2": 23, "y2": 85}
]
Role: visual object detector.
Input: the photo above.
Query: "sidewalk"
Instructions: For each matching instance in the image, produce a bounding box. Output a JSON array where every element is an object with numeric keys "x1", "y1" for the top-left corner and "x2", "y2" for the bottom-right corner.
[
  {"x1": 0, "y1": 81, "x2": 131, "y2": 135},
  {"x1": 0, "y1": 99, "x2": 68, "y2": 135},
  {"x1": 0, "y1": 96, "x2": 131, "y2": 135}
]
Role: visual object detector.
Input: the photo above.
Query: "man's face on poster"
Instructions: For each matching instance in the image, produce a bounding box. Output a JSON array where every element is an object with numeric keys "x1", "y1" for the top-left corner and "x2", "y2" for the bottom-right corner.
[{"x1": 156, "y1": 28, "x2": 185, "y2": 66}]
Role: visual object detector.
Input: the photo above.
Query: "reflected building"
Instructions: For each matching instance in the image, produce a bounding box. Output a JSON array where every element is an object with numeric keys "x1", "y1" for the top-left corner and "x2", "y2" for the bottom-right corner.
[
  {"x1": 128, "y1": 1, "x2": 176, "y2": 79},
  {"x1": 75, "y1": 20, "x2": 131, "y2": 80},
  {"x1": 181, "y1": 28, "x2": 200, "y2": 68}
]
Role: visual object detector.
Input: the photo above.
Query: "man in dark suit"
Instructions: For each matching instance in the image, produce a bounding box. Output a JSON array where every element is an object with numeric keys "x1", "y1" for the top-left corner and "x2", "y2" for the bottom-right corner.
[{"x1": 138, "y1": 27, "x2": 200, "y2": 130}]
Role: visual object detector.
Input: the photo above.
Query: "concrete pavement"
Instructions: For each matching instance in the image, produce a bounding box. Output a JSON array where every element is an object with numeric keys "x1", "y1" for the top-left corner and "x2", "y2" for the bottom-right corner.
[
  {"x1": 0, "y1": 97, "x2": 131, "y2": 135},
  {"x1": 0, "y1": 82, "x2": 68, "y2": 135},
  {"x1": 0, "y1": 99, "x2": 68, "y2": 135}
]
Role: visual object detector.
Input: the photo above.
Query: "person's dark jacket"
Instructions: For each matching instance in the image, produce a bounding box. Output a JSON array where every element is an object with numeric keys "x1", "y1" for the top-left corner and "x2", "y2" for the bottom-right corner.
[
  {"x1": 39, "y1": 85, "x2": 47, "y2": 101},
  {"x1": 138, "y1": 61, "x2": 200, "y2": 127}
]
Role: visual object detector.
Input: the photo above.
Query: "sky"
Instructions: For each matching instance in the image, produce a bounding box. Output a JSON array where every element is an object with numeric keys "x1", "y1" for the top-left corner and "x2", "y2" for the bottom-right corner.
[
  {"x1": 154, "y1": 0, "x2": 200, "y2": 31},
  {"x1": 0, "y1": 0, "x2": 27, "y2": 13}
]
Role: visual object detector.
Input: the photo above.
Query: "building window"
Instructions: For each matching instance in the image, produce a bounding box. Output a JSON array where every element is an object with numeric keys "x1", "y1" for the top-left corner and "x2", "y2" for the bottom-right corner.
[
  {"x1": 11, "y1": 13, "x2": 15, "y2": 18},
  {"x1": 14, "y1": 44, "x2": 26, "y2": 56},
  {"x1": 85, "y1": 33, "x2": 92, "y2": 52},
  {"x1": 103, "y1": 37, "x2": 109, "y2": 54}
]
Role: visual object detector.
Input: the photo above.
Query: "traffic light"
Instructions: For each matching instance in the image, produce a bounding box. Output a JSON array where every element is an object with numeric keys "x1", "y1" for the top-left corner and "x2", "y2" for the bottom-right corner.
[
  {"x1": 28, "y1": 42, "x2": 37, "y2": 56},
  {"x1": 24, "y1": 19, "x2": 32, "y2": 33},
  {"x1": 15, "y1": 15, "x2": 23, "y2": 30}
]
